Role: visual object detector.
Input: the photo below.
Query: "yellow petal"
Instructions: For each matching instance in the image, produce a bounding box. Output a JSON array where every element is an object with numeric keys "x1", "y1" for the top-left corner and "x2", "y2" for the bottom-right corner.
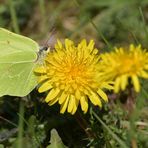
[
  {"x1": 130, "y1": 44, "x2": 135, "y2": 51},
  {"x1": 144, "y1": 64, "x2": 148, "y2": 69},
  {"x1": 45, "y1": 88, "x2": 60, "y2": 102},
  {"x1": 140, "y1": 70, "x2": 148, "y2": 78},
  {"x1": 34, "y1": 66, "x2": 46, "y2": 73},
  {"x1": 59, "y1": 91, "x2": 67, "y2": 104},
  {"x1": 48, "y1": 97, "x2": 59, "y2": 106},
  {"x1": 87, "y1": 40, "x2": 94, "y2": 52},
  {"x1": 67, "y1": 95, "x2": 75, "y2": 113},
  {"x1": 121, "y1": 75, "x2": 128, "y2": 91},
  {"x1": 65, "y1": 39, "x2": 74, "y2": 50},
  {"x1": 60, "y1": 96, "x2": 69, "y2": 114},
  {"x1": 80, "y1": 96, "x2": 88, "y2": 113},
  {"x1": 55, "y1": 40, "x2": 63, "y2": 52},
  {"x1": 38, "y1": 81, "x2": 53, "y2": 93},
  {"x1": 78, "y1": 39, "x2": 86, "y2": 50},
  {"x1": 114, "y1": 77, "x2": 121, "y2": 93},
  {"x1": 89, "y1": 92, "x2": 102, "y2": 107},
  {"x1": 75, "y1": 90, "x2": 81, "y2": 100},
  {"x1": 132, "y1": 75, "x2": 140, "y2": 92},
  {"x1": 71, "y1": 99, "x2": 79, "y2": 115},
  {"x1": 57, "y1": 39, "x2": 62, "y2": 49},
  {"x1": 81, "y1": 39, "x2": 87, "y2": 47},
  {"x1": 38, "y1": 75, "x2": 48, "y2": 83},
  {"x1": 102, "y1": 83, "x2": 114, "y2": 90},
  {"x1": 97, "y1": 89, "x2": 108, "y2": 102},
  {"x1": 92, "y1": 48, "x2": 98, "y2": 55}
]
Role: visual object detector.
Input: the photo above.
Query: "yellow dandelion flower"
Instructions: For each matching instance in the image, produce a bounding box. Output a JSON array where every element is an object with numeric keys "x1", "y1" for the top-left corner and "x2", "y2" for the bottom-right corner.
[
  {"x1": 101, "y1": 44, "x2": 148, "y2": 93},
  {"x1": 35, "y1": 39, "x2": 112, "y2": 114}
]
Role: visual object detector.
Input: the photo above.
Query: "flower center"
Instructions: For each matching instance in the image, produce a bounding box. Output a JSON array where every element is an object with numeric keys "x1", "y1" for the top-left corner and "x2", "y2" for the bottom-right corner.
[
  {"x1": 118, "y1": 55, "x2": 142, "y2": 75},
  {"x1": 67, "y1": 64, "x2": 83, "y2": 80},
  {"x1": 54, "y1": 57, "x2": 94, "y2": 93}
]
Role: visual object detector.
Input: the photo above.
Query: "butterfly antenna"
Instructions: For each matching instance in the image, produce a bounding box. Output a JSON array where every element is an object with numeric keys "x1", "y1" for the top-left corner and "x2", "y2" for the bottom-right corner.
[{"x1": 44, "y1": 27, "x2": 56, "y2": 47}]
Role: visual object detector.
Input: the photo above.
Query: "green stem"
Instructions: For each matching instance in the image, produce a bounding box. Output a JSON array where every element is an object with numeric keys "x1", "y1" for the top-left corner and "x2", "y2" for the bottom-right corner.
[
  {"x1": 139, "y1": 7, "x2": 148, "y2": 39},
  {"x1": 17, "y1": 100, "x2": 25, "y2": 148},
  {"x1": 74, "y1": 111, "x2": 96, "y2": 139},
  {"x1": 74, "y1": 0, "x2": 112, "y2": 49},
  {"x1": 127, "y1": 87, "x2": 138, "y2": 148},
  {"x1": 39, "y1": 0, "x2": 47, "y2": 33},
  {"x1": 90, "y1": 20, "x2": 112, "y2": 49},
  {"x1": 92, "y1": 110, "x2": 128, "y2": 148},
  {"x1": 0, "y1": 116, "x2": 17, "y2": 127},
  {"x1": 8, "y1": 0, "x2": 20, "y2": 33}
]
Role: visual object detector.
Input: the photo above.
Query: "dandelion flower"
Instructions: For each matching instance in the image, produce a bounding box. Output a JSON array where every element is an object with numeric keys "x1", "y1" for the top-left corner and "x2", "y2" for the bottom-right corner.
[
  {"x1": 35, "y1": 39, "x2": 112, "y2": 114},
  {"x1": 101, "y1": 44, "x2": 148, "y2": 93}
]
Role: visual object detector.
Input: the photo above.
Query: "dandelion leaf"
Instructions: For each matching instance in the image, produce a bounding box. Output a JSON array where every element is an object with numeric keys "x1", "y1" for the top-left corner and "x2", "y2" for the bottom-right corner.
[
  {"x1": 0, "y1": 28, "x2": 39, "y2": 97},
  {"x1": 47, "y1": 129, "x2": 67, "y2": 148}
]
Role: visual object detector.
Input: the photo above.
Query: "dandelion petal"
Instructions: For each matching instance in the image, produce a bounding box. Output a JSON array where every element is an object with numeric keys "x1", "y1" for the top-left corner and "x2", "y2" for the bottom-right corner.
[
  {"x1": 38, "y1": 81, "x2": 53, "y2": 93},
  {"x1": 121, "y1": 75, "x2": 127, "y2": 90},
  {"x1": 34, "y1": 66, "x2": 46, "y2": 73},
  {"x1": 60, "y1": 96, "x2": 69, "y2": 114},
  {"x1": 67, "y1": 95, "x2": 75, "y2": 113},
  {"x1": 140, "y1": 70, "x2": 148, "y2": 78},
  {"x1": 71, "y1": 99, "x2": 79, "y2": 115},
  {"x1": 48, "y1": 97, "x2": 59, "y2": 106},
  {"x1": 80, "y1": 96, "x2": 88, "y2": 113},
  {"x1": 45, "y1": 88, "x2": 60, "y2": 102},
  {"x1": 114, "y1": 77, "x2": 121, "y2": 93},
  {"x1": 75, "y1": 90, "x2": 81, "y2": 100},
  {"x1": 132, "y1": 75, "x2": 140, "y2": 92},
  {"x1": 97, "y1": 89, "x2": 108, "y2": 102},
  {"x1": 59, "y1": 91, "x2": 67, "y2": 104},
  {"x1": 89, "y1": 92, "x2": 102, "y2": 107},
  {"x1": 38, "y1": 75, "x2": 48, "y2": 83}
]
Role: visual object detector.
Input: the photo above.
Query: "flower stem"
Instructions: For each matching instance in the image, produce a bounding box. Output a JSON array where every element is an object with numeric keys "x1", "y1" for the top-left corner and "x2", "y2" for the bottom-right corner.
[
  {"x1": 126, "y1": 87, "x2": 136, "y2": 116},
  {"x1": 127, "y1": 87, "x2": 137, "y2": 148},
  {"x1": 131, "y1": 138, "x2": 138, "y2": 148},
  {"x1": 74, "y1": 111, "x2": 96, "y2": 139},
  {"x1": 17, "y1": 100, "x2": 25, "y2": 148}
]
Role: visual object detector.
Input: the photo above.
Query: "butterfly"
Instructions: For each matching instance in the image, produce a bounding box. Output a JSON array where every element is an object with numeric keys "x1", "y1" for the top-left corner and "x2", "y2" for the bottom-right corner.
[{"x1": 0, "y1": 27, "x2": 54, "y2": 97}]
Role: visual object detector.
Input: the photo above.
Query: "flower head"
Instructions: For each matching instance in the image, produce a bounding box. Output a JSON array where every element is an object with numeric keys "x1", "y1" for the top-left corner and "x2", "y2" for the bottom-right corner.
[
  {"x1": 35, "y1": 39, "x2": 112, "y2": 114},
  {"x1": 101, "y1": 44, "x2": 148, "y2": 93}
]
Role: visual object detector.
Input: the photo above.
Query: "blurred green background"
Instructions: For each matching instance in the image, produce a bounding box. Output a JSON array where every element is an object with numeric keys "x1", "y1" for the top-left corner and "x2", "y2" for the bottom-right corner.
[
  {"x1": 1, "y1": 0, "x2": 148, "y2": 47},
  {"x1": 0, "y1": 0, "x2": 148, "y2": 147}
]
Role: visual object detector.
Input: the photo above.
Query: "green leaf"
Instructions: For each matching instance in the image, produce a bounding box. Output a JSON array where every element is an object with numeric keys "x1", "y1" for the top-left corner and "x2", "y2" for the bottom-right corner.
[
  {"x1": 0, "y1": 144, "x2": 4, "y2": 148},
  {"x1": 0, "y1": 28, "x2": 39, "y2": 97},
  {"x1": 47, "y1": 129, "x2": 67, "y2": 148}
]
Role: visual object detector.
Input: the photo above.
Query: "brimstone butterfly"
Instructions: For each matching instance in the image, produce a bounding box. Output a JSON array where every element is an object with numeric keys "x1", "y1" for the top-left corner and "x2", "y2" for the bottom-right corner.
[{"x1": 0, "y1": 27, "x2": 47, "y2": 97}]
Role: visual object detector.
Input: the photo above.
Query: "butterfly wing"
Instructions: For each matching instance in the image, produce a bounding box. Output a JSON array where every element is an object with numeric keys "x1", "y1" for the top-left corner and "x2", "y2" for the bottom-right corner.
[{"x1": 0, "y1": 28, "x2": 39, "y2": 97}]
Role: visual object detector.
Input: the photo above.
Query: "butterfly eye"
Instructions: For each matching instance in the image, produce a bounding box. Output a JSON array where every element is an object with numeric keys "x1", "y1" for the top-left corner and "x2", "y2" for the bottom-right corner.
[{"x1": 39, "y1": 46, "x2": 48, "y2": 51}]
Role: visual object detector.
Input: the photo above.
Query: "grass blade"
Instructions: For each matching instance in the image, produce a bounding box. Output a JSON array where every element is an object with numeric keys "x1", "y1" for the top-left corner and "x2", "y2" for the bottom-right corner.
[
  {"x1": 17, "y1": 100, "x2": 25, "y2": 148},
  {"x1": 92, "y1": 110, "x2": 128, "y2": 148},
  {"x1": 8, "y1": 0, "x2": 20, "y2": 33}
]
